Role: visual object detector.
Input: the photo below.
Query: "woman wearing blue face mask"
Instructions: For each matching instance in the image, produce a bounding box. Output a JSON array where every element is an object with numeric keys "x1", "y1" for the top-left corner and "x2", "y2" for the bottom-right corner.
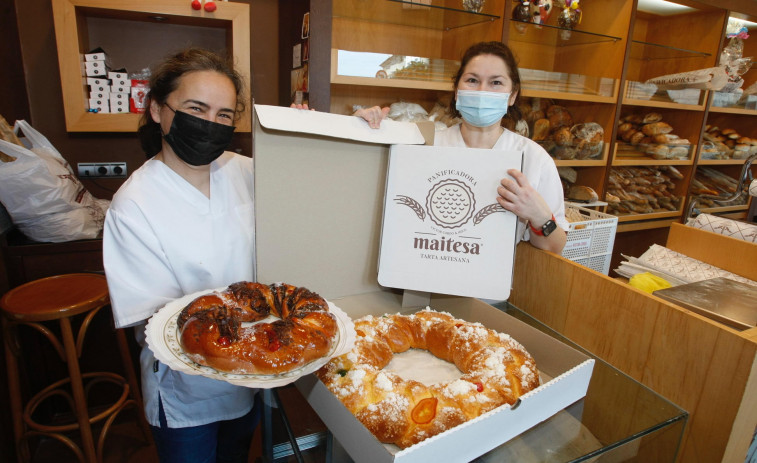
[
  {"x1": 103, "y1": 48, "x2": 260, "y2": 463},
  {"x1": 356, "y1": 42, "x2": 567, "y2": 253}
]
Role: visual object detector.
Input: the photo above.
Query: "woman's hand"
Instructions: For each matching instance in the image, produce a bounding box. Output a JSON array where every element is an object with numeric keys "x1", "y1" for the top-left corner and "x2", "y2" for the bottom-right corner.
[
  {"x1": 290, "y1": 103, "x2": 312, "y2": 110},
  {"x1": 353, "y1": 106, "x2": 390, "y2": 129},
  {"x1": 497, "y1": 169, "x2": 566, "y2": 253},
  {"x1": 497, "y1": 169, "x2": 551, "y2": 224}
]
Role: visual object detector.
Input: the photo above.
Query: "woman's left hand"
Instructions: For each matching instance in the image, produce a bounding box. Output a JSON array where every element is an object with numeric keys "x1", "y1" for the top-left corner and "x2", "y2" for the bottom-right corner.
[
  {"x1": 496, "y1": 169, "x2": 552, "y2": 225},
  {"x1": 497, "y1": 169, "x2": 567, "y2": 253}
]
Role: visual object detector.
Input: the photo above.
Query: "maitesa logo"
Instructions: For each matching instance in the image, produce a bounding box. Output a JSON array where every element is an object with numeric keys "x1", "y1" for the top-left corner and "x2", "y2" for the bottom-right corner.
[{"x1": 393, "y1": 171, "x2": 508, "y2": 260}]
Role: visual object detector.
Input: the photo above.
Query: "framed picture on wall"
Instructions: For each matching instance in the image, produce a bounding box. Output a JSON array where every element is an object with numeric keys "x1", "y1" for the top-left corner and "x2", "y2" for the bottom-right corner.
[
  {"x1": 302, "y1": 12, "x2": 310, "y2": 39},
  {"x1": 293, "y1": 43, "x2": 302, "y2": 68}
]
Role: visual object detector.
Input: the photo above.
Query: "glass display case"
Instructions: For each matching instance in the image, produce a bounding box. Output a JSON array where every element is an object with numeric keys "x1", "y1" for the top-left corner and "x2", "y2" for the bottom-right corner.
[{"x1": 477, "y1": 302, "x2": 687, "y2": 462}]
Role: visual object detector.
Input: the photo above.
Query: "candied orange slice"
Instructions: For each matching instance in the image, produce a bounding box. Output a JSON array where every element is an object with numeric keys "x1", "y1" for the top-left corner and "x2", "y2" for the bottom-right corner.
[{"x1": 411, "y1": 397, "x2": 438, "y2": 424}]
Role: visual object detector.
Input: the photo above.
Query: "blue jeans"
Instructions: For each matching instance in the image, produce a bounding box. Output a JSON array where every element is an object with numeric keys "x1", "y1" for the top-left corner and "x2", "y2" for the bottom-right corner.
[{"x1": 150, "y1": 392, "x2": 262, "y2": 463}]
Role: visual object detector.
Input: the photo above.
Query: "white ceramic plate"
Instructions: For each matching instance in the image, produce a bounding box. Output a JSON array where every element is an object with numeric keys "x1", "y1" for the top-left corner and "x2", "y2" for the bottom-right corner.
[{"x1": 145, "y1": 287, "x2": 356, "y2": 388}]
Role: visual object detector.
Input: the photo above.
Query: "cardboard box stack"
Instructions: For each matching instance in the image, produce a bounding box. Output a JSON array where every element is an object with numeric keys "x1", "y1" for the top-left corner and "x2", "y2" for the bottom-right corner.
[
  {"x1": 82, "y1": 48, "x2": 148, "y2": 114},
  {"x1": 83, "y1": 48, "x2": 111, "y2": 113},
  {"x1": 108, "y1": 71, "x2": 130, "y2": 114}
]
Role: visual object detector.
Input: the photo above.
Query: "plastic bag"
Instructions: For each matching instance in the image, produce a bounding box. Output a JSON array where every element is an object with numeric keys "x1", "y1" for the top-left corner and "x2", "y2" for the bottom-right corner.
[
  {"x1": 0, "y1": 120, "x2": 110, "y2": 242},
  {"x1": 387, "y1": 102, "x2": 429, "y2": 123}
]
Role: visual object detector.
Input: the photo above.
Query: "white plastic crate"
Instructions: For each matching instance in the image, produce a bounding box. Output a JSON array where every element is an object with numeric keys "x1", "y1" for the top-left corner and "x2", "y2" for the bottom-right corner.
[{"x1": 561, "y1": 203, "x2": 618, "y2": 274}]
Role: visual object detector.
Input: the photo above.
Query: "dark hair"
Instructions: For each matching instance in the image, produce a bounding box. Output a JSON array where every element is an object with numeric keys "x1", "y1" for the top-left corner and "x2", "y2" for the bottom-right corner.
[
  {"x1": 138, "y1": 47, "x2": 246, "y2": 158},
  {"x1": 451, "y1": 41, "x2": 523, "y2": 131}
]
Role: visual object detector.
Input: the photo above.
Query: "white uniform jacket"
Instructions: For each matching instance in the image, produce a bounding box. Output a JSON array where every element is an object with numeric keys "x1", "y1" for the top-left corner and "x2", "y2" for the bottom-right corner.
[{"x1": 103, "y1": 151, "x2": 256, "y2": 428}]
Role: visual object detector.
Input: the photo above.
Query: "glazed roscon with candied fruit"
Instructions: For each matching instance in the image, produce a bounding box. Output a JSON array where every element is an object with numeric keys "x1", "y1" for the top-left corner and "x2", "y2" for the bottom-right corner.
[
  {"x1": 177, "y1": 281, "x2": 337, "y2": 375},
  {"x1": 316, "y1": 309, "x2": 539, "y2": 449}
]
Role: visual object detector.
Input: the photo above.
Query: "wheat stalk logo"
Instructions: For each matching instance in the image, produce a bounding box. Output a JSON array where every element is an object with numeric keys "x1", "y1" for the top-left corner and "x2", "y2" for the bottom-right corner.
[
  {"x1": 394, "y1": 195, "x2": 426, "y2": 220},
  {"x1": 473, "y1": 203, "x2": 506, "y2": 224}
]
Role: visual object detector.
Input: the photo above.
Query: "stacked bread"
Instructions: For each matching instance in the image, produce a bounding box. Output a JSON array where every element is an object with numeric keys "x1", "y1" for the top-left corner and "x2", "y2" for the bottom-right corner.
[
  {"x1": 521, "y1": 99, "x2": 604, "y2": 160},
  {"x1": 691, "y1": 167, "x2": 748, "y2": 207},
  {"x1": 616, "y1": 112, "x2": 691, "y2": 160},
  {"x1": 606, "y1": 166, "x2": 683, "y2": 215},
  {"x1": 702, "y1": 125, "x2": 757, "y2": 160}
]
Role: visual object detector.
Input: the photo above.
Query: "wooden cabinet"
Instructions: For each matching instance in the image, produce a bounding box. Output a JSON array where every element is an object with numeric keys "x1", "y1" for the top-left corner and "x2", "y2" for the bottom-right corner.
[
  {"x1": 51, "y1": 0, "x2": 251, "y2": 132},
  {"x1": 696, "y1": 15, "x2": 757, "y2": 218},
  {"x1": 325, "y1": 0, "x2": 505, "y2": 114},
  {"x1": 313, "y1": 0, "x2": 757, "y2": 230}
]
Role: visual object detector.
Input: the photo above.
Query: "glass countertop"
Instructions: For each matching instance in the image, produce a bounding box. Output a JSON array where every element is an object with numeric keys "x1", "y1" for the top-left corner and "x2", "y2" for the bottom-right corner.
[{"x1": 475, "y1": 302, "x2": 687, "y2": 462}]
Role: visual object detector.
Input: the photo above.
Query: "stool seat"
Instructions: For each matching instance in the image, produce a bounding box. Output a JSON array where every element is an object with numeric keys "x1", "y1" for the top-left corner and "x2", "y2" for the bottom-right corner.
[
  {"x1": 1, "y1": 273, "x2": 109, "y2": 322},
  {"x1": 1, "y1": 272, "x2": 150, "y2": 463}
]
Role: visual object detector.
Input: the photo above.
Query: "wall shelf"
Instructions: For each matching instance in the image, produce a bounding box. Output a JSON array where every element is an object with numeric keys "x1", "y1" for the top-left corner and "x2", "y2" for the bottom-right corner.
[
  {"x1": 52, "y1": 0, "x2": 251, "y2": 133},
  {"x1": 508, "y1": 19, "x2": 622, "y2": 47},
  {"x1": 629, "y1": 40, "x2": 711, "y2": 61},
  {"x1": 333, "y1": 0, "x2": 500, "y2": 31}
]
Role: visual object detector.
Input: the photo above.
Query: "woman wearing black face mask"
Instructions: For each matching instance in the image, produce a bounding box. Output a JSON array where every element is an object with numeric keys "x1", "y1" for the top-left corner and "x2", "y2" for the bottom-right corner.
[{"x1": 103, "y1": 48, "x2": 260, "y2": 463}]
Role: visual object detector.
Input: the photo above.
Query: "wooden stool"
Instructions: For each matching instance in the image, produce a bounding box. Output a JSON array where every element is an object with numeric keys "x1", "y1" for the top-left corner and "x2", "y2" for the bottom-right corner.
[{"x1": 1, "y1": 273, "x2": 149, "y2": 463}]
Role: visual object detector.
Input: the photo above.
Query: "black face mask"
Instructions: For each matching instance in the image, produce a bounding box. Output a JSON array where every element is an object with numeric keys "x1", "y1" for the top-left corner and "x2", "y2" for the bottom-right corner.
[{"x1": 162, "y1": 106, "x2": 236, "y2": 166}]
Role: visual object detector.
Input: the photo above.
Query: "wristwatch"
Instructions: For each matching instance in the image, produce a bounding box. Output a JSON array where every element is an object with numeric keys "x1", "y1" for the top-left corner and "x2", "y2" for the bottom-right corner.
[{"x1": 529, "y1": 215, "x2": 557, "y2": 237}]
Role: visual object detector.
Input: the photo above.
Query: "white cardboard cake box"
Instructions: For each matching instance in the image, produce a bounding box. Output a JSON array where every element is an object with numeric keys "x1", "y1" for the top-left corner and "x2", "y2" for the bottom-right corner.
[{"x1": 251, "y1": 104, "x2": 594, "y2": 463}]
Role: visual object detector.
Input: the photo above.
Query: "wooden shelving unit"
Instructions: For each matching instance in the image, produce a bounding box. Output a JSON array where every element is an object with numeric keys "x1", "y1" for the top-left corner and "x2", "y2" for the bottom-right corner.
[
  {"x1": 51, "y1": 0, "x2": 251, "y2": 132},
  {"x1": 317, "y1": 0, "x2": 756, "y2": 228}
]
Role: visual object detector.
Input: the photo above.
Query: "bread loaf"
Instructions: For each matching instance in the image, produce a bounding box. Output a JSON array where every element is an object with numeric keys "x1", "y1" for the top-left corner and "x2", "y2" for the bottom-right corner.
[
  {"x1": 567, "y1": 185, "x2": 599, "y2": 202},
  {"x1": 553, "y1": 126, "x2": 574, "y2": 146},
  {"x1": 557, "y1": 166, "x2": 578, "y2": 184},
  {"x1": 532, "y1": 118, "x2": 551, "y2": 141},
  {"x1": 641, "y1": 122, "x2": 673, "y2": 136},
  {"x1": 642, "y1": 112, "x2": 663, "y2": 123},
  {"x1": 547, "y1": 105, "x2": 573, "y2": 129}
]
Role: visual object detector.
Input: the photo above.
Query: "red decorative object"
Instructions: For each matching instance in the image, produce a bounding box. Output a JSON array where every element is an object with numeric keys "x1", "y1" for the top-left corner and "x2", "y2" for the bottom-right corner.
[
  {"x1": 204, "y1": 1, "x2": 217, "y2": 12},
  {"x1": 191, "y1": 0, "x2": 202, "y2": 10}
]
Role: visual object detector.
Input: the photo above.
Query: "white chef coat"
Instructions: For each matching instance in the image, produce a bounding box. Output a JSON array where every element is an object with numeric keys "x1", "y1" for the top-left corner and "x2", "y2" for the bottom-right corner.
[
  {"x1": 434, "y1": 123, "x2": 569, "y2": 241},
  {"x1": 103, "y1": 151, "x2": 256, "y2": 428}
]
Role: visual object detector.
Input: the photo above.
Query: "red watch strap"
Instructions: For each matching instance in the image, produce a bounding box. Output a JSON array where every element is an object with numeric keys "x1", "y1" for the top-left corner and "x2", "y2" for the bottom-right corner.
[{"x1": 529, "y1": 215, "x2": 555, "y2": 236}]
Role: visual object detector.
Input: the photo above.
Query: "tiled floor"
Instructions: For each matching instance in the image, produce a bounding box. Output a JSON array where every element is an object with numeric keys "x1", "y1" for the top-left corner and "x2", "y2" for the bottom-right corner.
[{"x1": 22, "y1": 385, "x2": 329, "y2": 463}]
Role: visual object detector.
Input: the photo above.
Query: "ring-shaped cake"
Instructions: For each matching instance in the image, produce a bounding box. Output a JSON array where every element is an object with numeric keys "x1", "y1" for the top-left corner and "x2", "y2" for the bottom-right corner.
[
  {"x1": 316, "y1": 309, "x2": 540, "y2": 448},
  {"x1": 177, "y1": 281, "x2": 338, "y2": 375}
]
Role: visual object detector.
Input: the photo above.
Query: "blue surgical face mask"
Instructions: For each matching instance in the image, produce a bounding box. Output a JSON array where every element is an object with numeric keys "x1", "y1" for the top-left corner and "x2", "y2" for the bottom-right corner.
[{"x1": 455, "y1": 90, "x2": 511, "y2": 128}]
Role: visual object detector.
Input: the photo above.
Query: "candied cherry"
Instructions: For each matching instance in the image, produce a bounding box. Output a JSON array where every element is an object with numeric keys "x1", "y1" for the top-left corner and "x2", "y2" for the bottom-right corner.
[{"x1": 216, "y1": 336, "x2": 231, "y2": 347}]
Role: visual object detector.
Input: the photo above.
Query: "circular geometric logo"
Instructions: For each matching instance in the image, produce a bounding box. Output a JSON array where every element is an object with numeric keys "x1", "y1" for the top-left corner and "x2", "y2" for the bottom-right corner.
[{"x1": 425, "y1": 178, "x2": 476, "y2": 229}]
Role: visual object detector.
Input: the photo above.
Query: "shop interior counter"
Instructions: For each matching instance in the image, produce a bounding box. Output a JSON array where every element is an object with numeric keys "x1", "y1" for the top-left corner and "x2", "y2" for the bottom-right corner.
[
  {"x1": 508, "y1": 226, "x2": 757, "y2": 463},
  {"x1": 478, "y1": 301, "x2": 686, "y2": 462}
]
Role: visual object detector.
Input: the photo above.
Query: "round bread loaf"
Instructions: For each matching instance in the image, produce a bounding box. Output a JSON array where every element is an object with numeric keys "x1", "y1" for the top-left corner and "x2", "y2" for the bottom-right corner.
[
  {"x1": 316, "y1": 309, "x2": 539, "y2": 449},
  {"x1": 178, "y1": 282, "x2": 337, "y2": 375}
]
